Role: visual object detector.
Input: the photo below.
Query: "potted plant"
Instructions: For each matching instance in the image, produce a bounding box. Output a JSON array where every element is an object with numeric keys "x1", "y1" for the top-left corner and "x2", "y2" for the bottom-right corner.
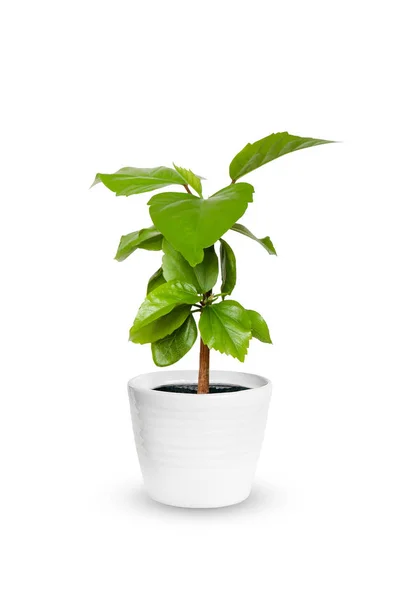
[{"x1": 92, "y1": 132, "x2": 334, "y2": 508}]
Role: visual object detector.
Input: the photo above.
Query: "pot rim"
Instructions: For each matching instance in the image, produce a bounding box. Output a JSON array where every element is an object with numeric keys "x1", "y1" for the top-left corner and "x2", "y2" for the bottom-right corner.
[{"x1": 128, "y1": 369, "x2": 271, "y2": 398}]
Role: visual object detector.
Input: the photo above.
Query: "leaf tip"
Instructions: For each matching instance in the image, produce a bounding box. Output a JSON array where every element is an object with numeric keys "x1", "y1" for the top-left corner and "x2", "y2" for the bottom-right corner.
[{"x1": 90, "y1": 174, "x2": 101, "y2": 189}]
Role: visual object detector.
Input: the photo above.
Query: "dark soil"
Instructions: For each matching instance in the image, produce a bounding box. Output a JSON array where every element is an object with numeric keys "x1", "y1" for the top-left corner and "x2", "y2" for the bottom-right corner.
[{"x1": 153, "y1": 383, "x2": 250, "y2": 394}]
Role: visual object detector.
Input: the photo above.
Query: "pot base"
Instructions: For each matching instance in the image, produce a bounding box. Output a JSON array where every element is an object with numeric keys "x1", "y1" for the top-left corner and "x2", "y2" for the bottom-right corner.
[
  {"x1": 148, "y1": 489, "x2": 251, "y2": 509},
  {"x1": 142, "y1": 464, "x2": 253, "y2": 508}
]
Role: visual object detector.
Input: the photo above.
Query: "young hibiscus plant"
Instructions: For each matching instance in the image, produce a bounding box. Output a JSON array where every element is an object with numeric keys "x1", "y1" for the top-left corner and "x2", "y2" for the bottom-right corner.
[{"x1": 92, "y1": 132, "x2": 334, "y2": 393}]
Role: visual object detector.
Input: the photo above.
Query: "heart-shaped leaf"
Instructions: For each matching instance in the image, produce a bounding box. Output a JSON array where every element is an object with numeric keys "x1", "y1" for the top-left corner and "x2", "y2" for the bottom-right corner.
[
  {"x1": 132, "y1": 280, "x2": 200, "y2": 331},
  {"x1": 199, "y1": 300, "x2": 252, "y2": 362},
  {"x1": 229, "y1": 132, "x2": 335, "y2": 181},
  {"x1": 220, "y1": 239, "x2": 236, "y2": 296},
  {"x1": 115, "y1": 226, "x2": 163, "y2": 261},
  {"x1": 146, "y1": 267, "x2": 166, "y2": 294},
  {"x1": 130, "y1": 305, "x2": 191, "y2": 344},
  {"x1": 247, "y1": 309, "x2": 272, "y2": 343},
  {"x1": 92, "y1": 166, "x2": 186, "y2": 196},
  {"x1": 149, "y1": 183, "x2": 254, "y2": 266},
  {"x1": 231, "y1": 223, "x2": 276, "y2": 255},
  {"x1": 162, "y1": 240, "x2": 218, "y2": 293},
  {"x1": 151, "y1": 314, "x2": 198, "y2": 366},
  {"x1": 173, "y1": 164, "x2": 203, "y2": 196}
]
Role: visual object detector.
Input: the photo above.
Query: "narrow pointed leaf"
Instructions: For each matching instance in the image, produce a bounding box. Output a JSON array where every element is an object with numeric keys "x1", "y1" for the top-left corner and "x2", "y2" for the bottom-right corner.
[
  {"x1": 149, "y1": 183, "x2": 254, "y2": 266},
  {"x1": 173, "y1": 164, "x2": 203, "y2": 196},
  {"x1": 151, "y1": 314, "x2": 198, "y2": 366},
  {"x1": 162, "y1": 240, "x2": 218, "y2": 293},
  {"x1": 92, "y1": 166, "x2": 186, "y2": 196},
  {"x1": 115, "y1": 226, "x2": 163, "y2": 261},
  {"x1": 147, "y1": 267, "x2": 166, "y2": 294},
  {"x1": 230, "y1": 132, "x2": 335, "y2": 180},
  {"x1": 220, "y1": 239, "x2": 236, "y2": 296},
  {"x1": 199, "y1": 300, "x2": 252, "y2": 362},
  {"x1": 132, "y1": 281, "x2": 199, "y2": 331},
  {"x1": 247, "y1": 310, "x2": 272, "y2": 343},
  {"x1": 231, "y1": 223, "x2": 277, "y2": 255},
  {"x1": 129, "y1": 305, "x2": 191, "y2": 344}
]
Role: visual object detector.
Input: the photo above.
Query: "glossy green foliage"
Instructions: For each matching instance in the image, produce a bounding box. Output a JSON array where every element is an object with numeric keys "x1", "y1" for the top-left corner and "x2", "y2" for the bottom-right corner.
[
  {"x1": 129, "y1": 305, "x2": 191, "y2": 344},
  {"x1": 115, "y1": 226, "x2": 162, "y2": 261},
  {"x1": 149, "y1": 183, "x2": 254, "y2": 266},
  {"x1": 146, "y1": 267, "x2": 166, "y2": 294},
  {"x1": 93, "y1": 131, "x2": 334, "y2": 368},
  {"x1": 162, "y1": 240, "x2": 218, "y2": 294},
  {"x1": 151, "y1": 315, "x2": 197, "y2": 366},
  {"x1": 230, "y1": 132, "x2": 335, "y2": 181},
  {"x1": 219, "y1": 239, "x2": 236, "y2": 296},
  {"x1": 92, "y1": 166, "x2": 186, "y2": 195},
  {"x1": 173, "y1": 164, "x2": 203, "y2": 196},
  {"x1": 247, "y1": 310, "x2": 272, "y2": 343},
  {"x1": 199, "y1": 300, "x2": 252, "y2": 362},
  {"x1": 131, "y1": 281, "x2": 199, "y2": 333},
  {"x1": 231, "y1": 223, "x2": 277, "y2": 255}
]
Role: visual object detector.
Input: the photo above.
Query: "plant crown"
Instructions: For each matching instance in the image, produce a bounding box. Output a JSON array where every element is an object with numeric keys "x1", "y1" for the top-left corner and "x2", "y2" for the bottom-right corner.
[{"x1": 92, "y1": 132, "x2": 334, "y2": 367}]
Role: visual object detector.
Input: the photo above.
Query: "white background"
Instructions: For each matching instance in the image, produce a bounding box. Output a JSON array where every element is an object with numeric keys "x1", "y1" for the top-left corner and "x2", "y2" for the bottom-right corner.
[{"x1": 1, "y1": 0, "x2": 399, "y2": 598}]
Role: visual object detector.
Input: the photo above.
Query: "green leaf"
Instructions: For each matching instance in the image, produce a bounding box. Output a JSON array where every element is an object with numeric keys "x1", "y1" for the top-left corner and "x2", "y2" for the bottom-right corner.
[
  {"x1": 162, "y1": 240, "x2": 199, "y2": 289},
  {"x1": 173, "y1": 164, "x2": 203, "y2": 196},
  {"x1": 146, "y1": 267, "x2": 166, "y2": 294},
  {"x1": 199, "y1": 300, "x2": 252, "y2": 362},
  {"x1": 131, "y1": 280, "x2": 200, "y2": 332},
  {"x1": 151, "y1": 314, "x2": 198, "y2": 366},
  {"x1": 192, "y1": 245, "x2": 218, "y2": 293},
  {"x1": 229, "y1": 132, "x2": 335, "y2": 181},
  {"x1": 220, "y1": 239, "x2": 236, "y2": 296},
  {"x1": 149, "y1": 183, "x2": 254, "y2": 267},
  {"x1": 91, "y1": 166, "x2": 186, "y2": 196},
  {"x1": 247, "y1": 310, "x2": 272, "y2": 343},
  {"x1": 115, "y1": 226, "x2": 163, "y2": 261},
  {"x1": 162, "y1": 240, "x2": 218, "y2": 293},
  {"x1": 129, "y1": 305, "x2": 191, "y2": 344},
  {"x1": 231, "y1": 223, "x2": 277, "y2": 255}
]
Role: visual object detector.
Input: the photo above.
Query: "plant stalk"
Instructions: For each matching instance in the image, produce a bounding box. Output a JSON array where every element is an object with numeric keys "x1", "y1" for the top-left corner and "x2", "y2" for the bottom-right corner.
[
  {"x1": 198, "y1": 290, "x2": 212, "y2": 394},
  {"x1": 180, "y1": 183, "x2": 211, "y2": 393},
  {"x1": 198, "y1": 337, "x2": 210, "y2": 394}
]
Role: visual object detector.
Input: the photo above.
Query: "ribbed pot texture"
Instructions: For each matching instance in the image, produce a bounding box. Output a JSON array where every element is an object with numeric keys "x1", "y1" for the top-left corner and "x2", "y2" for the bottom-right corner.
[{"x1": 128, "y1": 370, "x2": 272, "y2": 508}]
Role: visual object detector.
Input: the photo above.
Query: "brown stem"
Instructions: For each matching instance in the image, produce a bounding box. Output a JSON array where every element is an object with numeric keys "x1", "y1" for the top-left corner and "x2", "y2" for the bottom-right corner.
[
  {"x1": 183, "y1": 184, "x2": 193, "y2": 195},
  {"x1": 198, "y1": 337, "x2": 210, "y2": 394},
  {"x1": 198, "y1": 290, "x2": 212, "y2": 394}
]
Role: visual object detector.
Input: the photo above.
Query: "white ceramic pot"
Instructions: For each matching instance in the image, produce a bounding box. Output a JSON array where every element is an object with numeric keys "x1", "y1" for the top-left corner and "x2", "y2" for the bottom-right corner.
[{"x1": 128, "y1": 370, "x2": 272, "y2": 508}]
